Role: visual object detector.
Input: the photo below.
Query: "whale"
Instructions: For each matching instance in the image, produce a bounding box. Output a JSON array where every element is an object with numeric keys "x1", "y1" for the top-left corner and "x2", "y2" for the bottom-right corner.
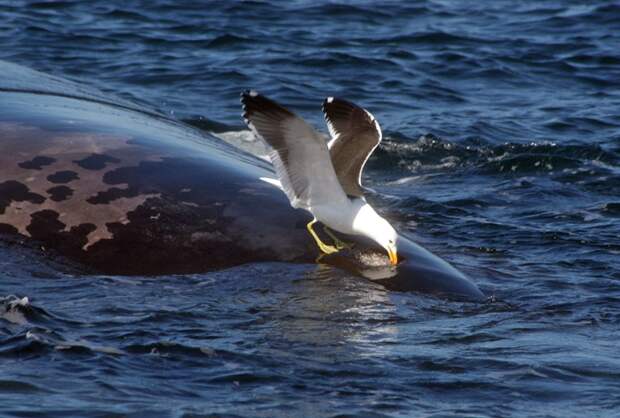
[{"x1": 0, "y1": 61, "x2": 485, "y2": 301}]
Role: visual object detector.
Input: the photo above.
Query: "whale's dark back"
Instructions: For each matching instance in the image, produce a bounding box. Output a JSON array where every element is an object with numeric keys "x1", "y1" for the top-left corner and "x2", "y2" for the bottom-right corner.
[{"x1": 0, "y1": 61, "x2": 318, "y2": 274}]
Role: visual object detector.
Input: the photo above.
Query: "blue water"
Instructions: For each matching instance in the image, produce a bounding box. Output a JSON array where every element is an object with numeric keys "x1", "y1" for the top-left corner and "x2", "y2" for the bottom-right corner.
[{"x1": 1, "y1": 1, "x2": 620, "y2": 416}]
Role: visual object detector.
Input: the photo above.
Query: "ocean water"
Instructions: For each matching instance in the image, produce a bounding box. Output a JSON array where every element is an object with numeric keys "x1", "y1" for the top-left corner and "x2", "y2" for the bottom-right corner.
[{"x1": 1, "y1": 1, "x2": 620, "y2": 416}]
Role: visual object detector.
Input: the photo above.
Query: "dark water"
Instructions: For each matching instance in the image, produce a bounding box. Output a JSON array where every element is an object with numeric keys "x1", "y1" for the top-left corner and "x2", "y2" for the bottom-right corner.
[{"x1": 1, "y1": 1, "x2": 620, "y2": 416}]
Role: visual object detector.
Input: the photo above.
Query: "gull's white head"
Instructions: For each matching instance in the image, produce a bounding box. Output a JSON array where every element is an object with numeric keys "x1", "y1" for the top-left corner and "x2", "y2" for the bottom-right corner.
[{"x1": 353, "y1": 203, "x2": 398, "y2": 265}]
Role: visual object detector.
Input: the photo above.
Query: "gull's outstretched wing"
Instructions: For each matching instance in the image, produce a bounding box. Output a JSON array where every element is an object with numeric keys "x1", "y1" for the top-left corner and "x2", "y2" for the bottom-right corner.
[
  {"x1": 241, "y1": 90, "x2": 348, "y2": 210},
  {"x1": 322, "y1": 97, "x2": 382, "y2": 197}
]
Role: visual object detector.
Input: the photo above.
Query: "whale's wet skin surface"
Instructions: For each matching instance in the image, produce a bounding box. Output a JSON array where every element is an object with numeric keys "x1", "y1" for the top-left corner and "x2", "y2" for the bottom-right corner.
[{"x1": 1, "y1": 1, "x2": 620, "y2": 416}]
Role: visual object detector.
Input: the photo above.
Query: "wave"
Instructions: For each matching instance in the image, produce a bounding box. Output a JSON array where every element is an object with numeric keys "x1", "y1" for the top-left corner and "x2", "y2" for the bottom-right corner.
[{"x1": 373, "y1": 134, "x2": 619, "y2": 178}]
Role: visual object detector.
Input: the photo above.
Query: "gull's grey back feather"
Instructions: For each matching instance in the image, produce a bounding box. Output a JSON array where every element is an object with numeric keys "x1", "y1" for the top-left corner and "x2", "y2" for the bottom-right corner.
[{"x1": 241, "y1": 90, "x2": 348, "y2": 210}]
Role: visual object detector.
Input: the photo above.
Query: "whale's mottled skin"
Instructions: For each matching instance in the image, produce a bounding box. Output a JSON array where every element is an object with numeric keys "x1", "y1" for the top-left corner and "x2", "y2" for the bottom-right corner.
[{"x1": 0, "y1": 61, "x2": 485, "y2": 301}]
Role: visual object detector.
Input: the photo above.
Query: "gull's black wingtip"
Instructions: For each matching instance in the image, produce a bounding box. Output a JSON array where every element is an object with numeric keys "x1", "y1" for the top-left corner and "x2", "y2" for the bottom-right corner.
[
  {"x1": 240, "y1": 89, "x2": 259, "y2": 100},
  {"x1": 322, "y1": 96, "x2": 367, "y2": 123},
  {"x1": 321, "y1": 96, "x2": 335, "y2": 112},
  {"x1": 240, "y1": 91, "x2": 294, "y2": 122},
  {"x1": 322, "y1": 96, "x2": 356, "y2": 110},
  {"x1": 240, "y1": 89, "x2": 258, "y2": 108},
  {"x1": 240, "y1": 90, "x2": 262, "y2": 122},
  {"x1": 240, "y1": 89, "x2": 263, "y2": 108}
]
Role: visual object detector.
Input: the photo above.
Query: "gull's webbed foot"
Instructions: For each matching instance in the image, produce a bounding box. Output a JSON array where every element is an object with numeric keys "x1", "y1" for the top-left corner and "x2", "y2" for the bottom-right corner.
[
  {"x1": 322, "y1": 226, "x2": 352, "y2": 250},
  {"x1": 307, "y1": 219, "x2": 339, "y2": 255}
]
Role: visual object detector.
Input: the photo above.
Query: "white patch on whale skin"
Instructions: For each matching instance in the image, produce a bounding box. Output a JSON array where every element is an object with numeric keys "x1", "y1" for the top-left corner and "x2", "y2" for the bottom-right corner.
[
  {"x1": 259, "y1": 176, "x2": 282, "y2": 190},
  {"x1": 213, "y1": 130, "x2": 271, "y2": 160}
]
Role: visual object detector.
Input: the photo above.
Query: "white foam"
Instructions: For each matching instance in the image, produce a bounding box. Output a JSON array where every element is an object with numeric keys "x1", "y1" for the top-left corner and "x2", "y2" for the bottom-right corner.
[{"x1": 1, "y1": 296, "x2": 30, "y2": 325}]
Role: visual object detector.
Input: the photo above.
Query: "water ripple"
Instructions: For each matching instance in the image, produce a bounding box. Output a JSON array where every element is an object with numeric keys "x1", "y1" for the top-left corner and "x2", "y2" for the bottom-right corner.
[{"x1": 1, "y1": 0, "x2": 620, "y2": 416}]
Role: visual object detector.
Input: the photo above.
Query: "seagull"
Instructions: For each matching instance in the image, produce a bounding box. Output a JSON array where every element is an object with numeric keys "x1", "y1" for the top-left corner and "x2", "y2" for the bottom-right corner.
[{"x1": 240, "y1": 91, "x2": 398, "y2": 265}]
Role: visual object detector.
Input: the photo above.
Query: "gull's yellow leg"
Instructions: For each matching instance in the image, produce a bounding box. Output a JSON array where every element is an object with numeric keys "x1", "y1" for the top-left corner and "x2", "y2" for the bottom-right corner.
[
  {"x1": 306, "y1": 219, "x2": 339, "y2": 254},
  {"x1": 322, "y1": 226, "x2": 352, "y2": 250}
]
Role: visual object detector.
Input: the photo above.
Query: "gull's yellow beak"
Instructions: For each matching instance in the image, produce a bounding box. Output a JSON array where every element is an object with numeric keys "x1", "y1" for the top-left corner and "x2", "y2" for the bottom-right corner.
[{"x1": 387, "y1": 244, "x2": 398, "y2": 265}]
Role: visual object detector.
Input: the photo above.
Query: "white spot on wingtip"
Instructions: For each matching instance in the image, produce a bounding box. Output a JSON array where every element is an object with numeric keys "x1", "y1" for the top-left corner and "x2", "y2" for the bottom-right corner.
[
  {"x1": 249, "y1": 90, "x2": 258, "y2": 97},
  {"x1": 327, "y1": 97, "x2": 334, "y2": 103}
]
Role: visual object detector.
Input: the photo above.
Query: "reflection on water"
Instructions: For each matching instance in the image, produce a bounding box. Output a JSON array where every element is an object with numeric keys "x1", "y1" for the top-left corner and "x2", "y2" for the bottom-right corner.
[{"x1": 274, "y1": 263, "x2": 398, "y2": 352}]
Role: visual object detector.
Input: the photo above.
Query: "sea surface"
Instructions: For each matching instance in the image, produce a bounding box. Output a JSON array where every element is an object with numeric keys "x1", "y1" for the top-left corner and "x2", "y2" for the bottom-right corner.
[{"x1": 1, "y1": 1, "x2": 620, "y2": 416}]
